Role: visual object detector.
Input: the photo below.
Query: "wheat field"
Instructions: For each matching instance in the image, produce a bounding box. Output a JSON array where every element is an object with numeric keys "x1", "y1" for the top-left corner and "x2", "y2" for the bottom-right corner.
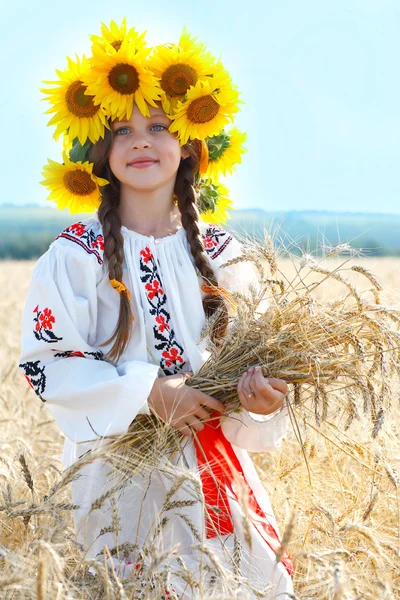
[{"x1": 1, "y1": 258, "x2": 400, "y2": 599}]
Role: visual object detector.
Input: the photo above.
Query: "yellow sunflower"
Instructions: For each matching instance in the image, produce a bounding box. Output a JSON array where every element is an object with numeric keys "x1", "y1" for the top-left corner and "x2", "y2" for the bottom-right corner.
[
  {"x1": 40, "y1": 153, "x2": 109, "y2": 214},
  {"x1": 149, "y1": 28, "x2": 215, "y2": 114},
  {"x1": 198, "y1": 180, "x2": 235, "y2": 225},
  {"x1": 84, "y1": 38, "x2": 161, "y2": 120},
  {"x1": 40, "y1": 55, "x2": 109, "y2": 146},
  {"x1": 168, "y1": 74, "x2": 241, "y2": 145},
  {"x1": 178, "y1": 26, "x2": 214, "y2": 58},
  {"x1": 205, "y1": 128, "x2": 247, "y2": 180},
  {"x1": 205, "y1": 60, "x2": 233, "y2": 85},
  {"x1": 89, "y1": 17, "x2": 147, "y2": 54},
  {"x1": 62, "y1": 133, "x2": 73, "y2": 155}
]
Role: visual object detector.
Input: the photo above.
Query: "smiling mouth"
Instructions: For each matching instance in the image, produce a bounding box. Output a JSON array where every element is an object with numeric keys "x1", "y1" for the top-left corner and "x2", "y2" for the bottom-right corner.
[{"x1": 128, "y1": 160, "x2": 158, "y2": 169}]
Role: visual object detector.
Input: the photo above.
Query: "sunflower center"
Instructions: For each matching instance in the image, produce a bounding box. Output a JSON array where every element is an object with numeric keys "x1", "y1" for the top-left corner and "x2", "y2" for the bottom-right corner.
[
  {"x1": 111, "y1": 40, "x2": 122, "y2": 51},
  {"x1": 63, "y1": 170, "x2": 97, "y2": 196},
  {"x1": 186, "y1": 95, "x2": 219, "y2": 124},
  {"x1": 108, "y1": 63, "x2": 139, "y2": 95},
  {"x1": 161, "y1": 63, "x2": 198, "y2": 97},
  {"x1": 66, "y1": 81, "x2": 99, "y2": 118}
]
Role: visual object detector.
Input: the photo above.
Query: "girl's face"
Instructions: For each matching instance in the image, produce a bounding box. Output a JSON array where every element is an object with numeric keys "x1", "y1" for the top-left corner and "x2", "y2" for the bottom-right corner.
[{"x1": 109, "y1": 103, "x2": 187, "y2": 193}]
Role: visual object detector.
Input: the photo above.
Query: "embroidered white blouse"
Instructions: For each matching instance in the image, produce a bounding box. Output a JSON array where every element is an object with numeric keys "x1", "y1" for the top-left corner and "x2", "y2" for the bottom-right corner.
[{"x1": 19, "y1": 216, "x2": 293, "y2": 599}]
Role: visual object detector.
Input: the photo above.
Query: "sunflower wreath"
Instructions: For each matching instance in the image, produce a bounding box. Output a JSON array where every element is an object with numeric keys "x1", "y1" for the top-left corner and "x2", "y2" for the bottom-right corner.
[{"x1": 39, "y1": 19, "x2": 247, "y2": 225}]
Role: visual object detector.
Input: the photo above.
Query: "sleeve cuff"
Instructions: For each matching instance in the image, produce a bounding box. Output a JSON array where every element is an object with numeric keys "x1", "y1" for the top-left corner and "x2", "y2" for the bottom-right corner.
[{"x1": 221, "y1": 399, "x2": 290, "y2": 452}]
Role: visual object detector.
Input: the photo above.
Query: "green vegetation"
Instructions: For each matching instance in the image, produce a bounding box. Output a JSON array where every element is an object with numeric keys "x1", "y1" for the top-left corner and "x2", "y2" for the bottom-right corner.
[{"x1": 1, "y1": 205, "x2": 400, "y2": 259}]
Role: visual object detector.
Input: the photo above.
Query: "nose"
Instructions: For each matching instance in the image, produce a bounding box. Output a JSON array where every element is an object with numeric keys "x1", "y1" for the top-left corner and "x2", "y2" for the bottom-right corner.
[{"x1": 130, "y1": 131, "x2": 151, "y2": 150}]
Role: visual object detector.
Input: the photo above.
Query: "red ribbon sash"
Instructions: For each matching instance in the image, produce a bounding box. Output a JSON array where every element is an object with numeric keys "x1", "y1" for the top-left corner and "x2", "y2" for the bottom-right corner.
[{"x1": 193, "y1": 412, "x2": 294, "y2": 576}]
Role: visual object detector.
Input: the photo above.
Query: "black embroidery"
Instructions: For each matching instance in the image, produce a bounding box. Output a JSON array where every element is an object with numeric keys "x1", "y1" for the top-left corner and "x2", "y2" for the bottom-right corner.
[
  {"x1": 19, "y1": 360, "x2": 46, "y2": 402},
  {"x1": 139, "y1": 246, "x2": 187, "y2": 375},
  {"x1": 56, "y1": 222, "x2": 104, "y2": 265},
  {"x1": 52, "y1": 349, "x2": 104, "y2": 360},
  {"x1": 33, "y1": 305, "x2": 63, "y2": 344},
  {"x1": 201, "y1": 224, "x2": 233, "y2": 260}
]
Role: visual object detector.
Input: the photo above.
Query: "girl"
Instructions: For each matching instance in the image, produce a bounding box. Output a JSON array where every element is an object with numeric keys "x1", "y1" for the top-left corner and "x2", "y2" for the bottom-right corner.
[{"x1": 19, "y1": 21, "x2": 294, "y2": 599}]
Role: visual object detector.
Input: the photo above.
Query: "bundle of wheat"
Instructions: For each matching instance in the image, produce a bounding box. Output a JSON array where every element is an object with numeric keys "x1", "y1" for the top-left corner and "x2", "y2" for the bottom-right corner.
[{"x1": 102, "y1": 233, "x2": 400, "y2": 466}]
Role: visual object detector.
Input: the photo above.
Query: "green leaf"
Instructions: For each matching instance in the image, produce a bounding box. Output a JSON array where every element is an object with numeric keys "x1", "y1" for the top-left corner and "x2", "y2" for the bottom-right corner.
[{"x1": 69, "y1": 137, "x2": 93, "y2": 164}]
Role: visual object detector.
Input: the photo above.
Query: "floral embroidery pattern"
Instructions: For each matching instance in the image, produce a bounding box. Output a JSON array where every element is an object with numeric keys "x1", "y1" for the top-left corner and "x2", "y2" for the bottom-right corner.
[
  {"x1": 127, "y1": 561, "x2": 177, "y2": 599},
  {"x1": 52, "y1": 349, "x2": 104, "y2": 360},
  {"x1": 56, "y1": 222, "x2": 104, "y2": 265},
  {"x1": 201, "y1": 224, "x2": 233, "y2": 260},
  {"x1": 139, "y1": 246, "x2": 186, "y2": 375},
  {"x1": 33, "y1": 305, "x2": 63, "y2": 344},
  {"x1": 19, "y1": 360, "x2": 46, "y2": 402}
]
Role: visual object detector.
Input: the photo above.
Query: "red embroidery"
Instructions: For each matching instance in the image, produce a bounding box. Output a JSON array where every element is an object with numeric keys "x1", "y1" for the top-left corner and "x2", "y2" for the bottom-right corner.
[
  {"x1": 33, "y1": 306, "x2": 63, "y2": 344},
  {"x1": 56, "y1": 222, "x2": 104, "y2": 265},
  {"x1": 203, "y1": 235, "x2": 218, "y2": 250},
  {"x1": 69, "y1": 222, "x2": 86, "y2": 236},
  {"x1": 39, "y1": 307, "x2": 55, "y2": 330},
  {"x1": 139, "y1": 246, "x2": 187, "y2": 375},
  {"x1": 140, "y1": 247, "x2": 153, "y2": 264},
  {"x1": 65, "y1": 350, "x2": 84, "y2": 358},
  {"x1": 155, "y1": 315, "x2": 170, "y2": 333},
  {"x1": 19, "y1": 360, "x2": 46, "y2": 402},
  {"x1": 129, "y1": 561, "x2": 177, "y2": 598},
  {"x1": 91, "y1": 236, "x2": 104, "y2": 250},
  {"x1": 145, "y1": 280, "x2": 163, "y2": 300},
  {"x1": 162, "y1": 347, "x2": 184, "y2": 368},
  {"x1": 25, "y1": 375, "x2": 33, "y2": 388},
  {"x1": 201, "y1": 224, "x2": 233, "y2": 260},
  {"x1": 52, "y1": 349, "x2": 104, "y2": 360}
]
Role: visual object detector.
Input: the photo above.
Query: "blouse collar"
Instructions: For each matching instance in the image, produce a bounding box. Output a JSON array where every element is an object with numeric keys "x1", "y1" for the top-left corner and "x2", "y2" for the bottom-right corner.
[{"x1": 120, "y1": 225, "x2": 186, "y2": 244}]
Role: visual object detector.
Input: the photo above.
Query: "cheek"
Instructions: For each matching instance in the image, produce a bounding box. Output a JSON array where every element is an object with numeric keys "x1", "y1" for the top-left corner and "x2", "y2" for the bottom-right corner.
[
  {"x1": 161, "y1": 141, "x2": 183, "y2": 172},
  {"x1": 108, "y1": 142, "x2": 124, "y2": 176}
]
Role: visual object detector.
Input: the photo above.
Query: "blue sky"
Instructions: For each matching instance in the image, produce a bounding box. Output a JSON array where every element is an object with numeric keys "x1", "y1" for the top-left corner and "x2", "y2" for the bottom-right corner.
[{"x1": 1, "y1": 0, "x2": 399, "y2": 213}]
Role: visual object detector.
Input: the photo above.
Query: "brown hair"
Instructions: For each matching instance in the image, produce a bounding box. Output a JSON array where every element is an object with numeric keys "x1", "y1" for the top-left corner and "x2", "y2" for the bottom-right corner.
[{"x1": 89, "y1": 128, "x2": 228, "y2": 364}]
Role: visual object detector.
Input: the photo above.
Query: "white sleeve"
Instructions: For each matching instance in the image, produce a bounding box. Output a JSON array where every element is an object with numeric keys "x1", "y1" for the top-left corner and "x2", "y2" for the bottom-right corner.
[
  {"x1": 221, "y1": 401, "x2": 290, "y2": 452},
  {"x1": 18, "y1": 242, "x2": 159, "y2": 445},
  {"x1": 205, "y1": 228, "x2": 269, "y2": 317},
  {"x1": 204, "y1": 225, "x2": 290, "y2": 451}
]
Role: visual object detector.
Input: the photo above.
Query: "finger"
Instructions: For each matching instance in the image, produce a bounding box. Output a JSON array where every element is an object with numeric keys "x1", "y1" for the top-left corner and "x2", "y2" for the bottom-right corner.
[
  {"x1": 241, "y1": 368, "x2": 255, "y2": 397},
  {"x1": 240, "y1": 368, "x2": 284, "y2": 413},
  {"x1": 252, "y1": 368, "x2": 287, "y2": 400},
  {"x1": 199, "y1": 393, "x2": 225, "y2": 414},
  {"x1": 237, "y1": 371, "x2": 245, "y2": 393},
  {"x1": 252, "y1": 370, "x2": 287, "y2": 404},
  {"x1": 178, "y1": 424, "x2": 194, "y2": 438},
  {"x1": 257, "y1": 384, "x2": 286, "y2": 410},
  {"x1": 194, "y1": 406, "x2": 212, "y2": 422},
  {"x1": 251, "y1": 367, "x2": 270, "y2": 396},
  {"x1": 237, "y1": 382, "x2": 250, "y2": 411},
  {"x1": 185, "y1": 416, "x2": 205, "y2": 432},
  {"x1": 266, "y1": 377, "x2": 288, "y2": 395}
]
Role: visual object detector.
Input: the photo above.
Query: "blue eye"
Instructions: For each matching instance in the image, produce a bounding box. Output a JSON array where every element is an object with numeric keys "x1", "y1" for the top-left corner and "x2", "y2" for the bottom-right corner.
[
  {"x1": 114, "y1": 127, "x2": 130, "y2": 136},
  {"x1": 114, "y1": 124, "x2": 167, "y2": 135}
]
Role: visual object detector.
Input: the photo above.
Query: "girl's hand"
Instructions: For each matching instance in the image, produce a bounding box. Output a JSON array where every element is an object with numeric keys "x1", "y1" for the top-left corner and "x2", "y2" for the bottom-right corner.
[
  {"x1": 237, "y1": 366, "x2": 287, "y2": 415},
  {"x1": 147, "y1": 371, "x2": 225, "y2": 437}
]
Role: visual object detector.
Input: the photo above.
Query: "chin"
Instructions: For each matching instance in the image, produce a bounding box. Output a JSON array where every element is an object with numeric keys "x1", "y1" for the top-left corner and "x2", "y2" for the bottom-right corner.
[{"x1": 125, "y1": 181, "x2": 166, "y2": 193}]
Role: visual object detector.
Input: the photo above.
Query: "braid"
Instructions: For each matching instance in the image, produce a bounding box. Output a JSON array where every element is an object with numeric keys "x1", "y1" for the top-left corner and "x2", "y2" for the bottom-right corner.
[
  {"x1": 89, "y1": 132, "x2": 134, "y2": 363},
  {"x1": 174, "y1": 150, "x2": 229, "y2": 344}
]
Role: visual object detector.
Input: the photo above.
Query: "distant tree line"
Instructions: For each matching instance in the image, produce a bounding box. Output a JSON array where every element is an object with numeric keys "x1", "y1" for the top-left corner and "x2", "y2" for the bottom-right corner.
[
  {"x1": 1, "y1": 206, "x2": 400, "y2": 259},
  {"x1": 1, "y1": 230, "x2": 398, "y2": 260}
]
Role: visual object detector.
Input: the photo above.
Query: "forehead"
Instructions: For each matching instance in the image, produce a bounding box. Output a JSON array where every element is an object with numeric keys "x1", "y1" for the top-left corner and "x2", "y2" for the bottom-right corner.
[{"x1": 112, "y1": 105, "x2": 170, "y2": 126}]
